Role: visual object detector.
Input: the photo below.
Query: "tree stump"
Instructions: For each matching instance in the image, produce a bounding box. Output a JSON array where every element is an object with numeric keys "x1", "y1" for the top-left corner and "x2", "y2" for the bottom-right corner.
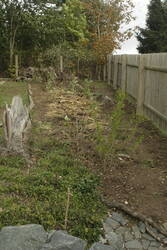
[{"x1": 3, "y1": 96, "x2": 31, "y2": 153}]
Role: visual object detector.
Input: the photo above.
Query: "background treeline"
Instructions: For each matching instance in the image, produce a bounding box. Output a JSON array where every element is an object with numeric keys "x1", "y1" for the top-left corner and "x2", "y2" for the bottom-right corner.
[
  {"x1": 137, "y1": 0, "x2": 167, "y2": 54},
  {"x1": 0, "y1": 0, "x2": 134, "y2": 77}
]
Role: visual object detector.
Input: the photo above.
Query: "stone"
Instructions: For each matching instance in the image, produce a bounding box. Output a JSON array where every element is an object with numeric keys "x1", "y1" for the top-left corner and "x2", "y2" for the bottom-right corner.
[
  {"x1": 158, "y1": 233, "x2": 166, "y2": 239},
  {"x1": 115, "y1": 226, "x2": 127, "y2": 235},
  {"x1": 99, "y1": 235, "x2": 107, "y2": 244},
  {"x1": 148, "y1": 247, "x2": 158, "y2": 250},
  {"x1": 106, "y1": 232, "x2": 124, "y2": 250},
  {"x1": 132, "y1": 225, "x2": 141, "y2": 239},
  {"x1": 138, "y1": 221, "x2": 146, "y2": 233},
  {"x1": 112, "y1": 212, "x2": 128, "y2": 226},
  {"x1": 124, "y1": 230, "x2": 134, "y2": 242},
  {"x1": 150, "y1": 241, "x2": 160, "y2": 247},
  {"x1": 125, "y1": 240, "x2": 143, "y2": 249},
  {"x1": 143, "y1": 233, "x2": 155, "y2": 241},
  {"x1": 89, "y1": 243, "x2": 115, "y2": 250},
  {"x1": 163, "y1": 222, "x2": 167, "y2": 231},
  {"x1": 41, "y1": 230, "x2": 87, "y2": 250},
  {"x1": 0, "y1": 224, "x2": 47, "y2": 250},
  {"x1": 103, "y1": 218, "x2": 120, "y2": 232},
  {"x1": 47, "y1": 230, "x2": 67, "y2": 241},
  {"x1": 141, "y1": 239, "x2": 150, "y2": 249}
]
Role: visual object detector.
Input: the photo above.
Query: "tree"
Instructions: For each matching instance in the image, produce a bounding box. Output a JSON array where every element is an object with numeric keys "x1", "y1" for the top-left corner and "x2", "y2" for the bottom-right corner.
[
  {"x1": 0, "y1": 0, "x2": 88, "y2": 72},
  {"x1": 137, "y1": 0, "x2": 167, "y2": 53},
  {"x1": 82, "y1": 0, "x2": 134, "y2": 64}
]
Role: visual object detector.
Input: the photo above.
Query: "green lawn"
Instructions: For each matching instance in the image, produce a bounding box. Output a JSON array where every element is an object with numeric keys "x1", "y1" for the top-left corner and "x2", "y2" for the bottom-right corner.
[{"x1": 0, "y1": 81, "x2": 28, "y2": 109}]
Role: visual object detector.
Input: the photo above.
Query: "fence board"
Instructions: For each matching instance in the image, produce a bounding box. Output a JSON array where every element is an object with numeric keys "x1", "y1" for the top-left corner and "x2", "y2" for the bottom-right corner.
[{"x1": 107, "y1": 53, "x2": 167, "y2": 132}]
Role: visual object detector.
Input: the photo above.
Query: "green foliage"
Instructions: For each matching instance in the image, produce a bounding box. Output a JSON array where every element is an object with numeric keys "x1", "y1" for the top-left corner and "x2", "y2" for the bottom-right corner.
[
  {"x1": 8, "y1": 66, "x2": 16, "y2": 79},
  {"x1": 63, "y1": 0, "x2": 87, "y2": 41},
  {"x1": 137, "y1": 0, "x2": 167, "y2": 53},
  {"x1": 0, "y1": 128, "x2": 106, "y2": 243},
  {"x1": 96, "y1": 90, "x2": 125, "y2": 159},
  {"x1": 96, "y1": 90, "x2": 144, "y2": 162},
  {"x1": 82, "y1": 79, "x2": 93, "y2": 98}
]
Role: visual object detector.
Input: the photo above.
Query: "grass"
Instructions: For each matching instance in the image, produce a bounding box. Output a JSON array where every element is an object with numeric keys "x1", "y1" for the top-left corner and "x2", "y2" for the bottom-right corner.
[
  {"x1": 0, "y1": 81, "x2": 28, "y2": 109},
  {"x1": 0, "y1": 119, "x2": 106, "y2": 243}
]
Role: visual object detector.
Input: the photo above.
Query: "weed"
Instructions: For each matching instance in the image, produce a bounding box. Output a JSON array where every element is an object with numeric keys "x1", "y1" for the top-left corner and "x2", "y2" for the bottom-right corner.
[
  {"x1": 96, "y1": 90, "x2": 125, "y2": 161},
  {"x1": 82, "y1": 79, "x2": 93, "y2": 99},
  {"x1": 96, "y1": 90, "x2": 144, "y2": 163},
  {"x1": 69, "y1": 76, "x2": 79, "y2": 92}
]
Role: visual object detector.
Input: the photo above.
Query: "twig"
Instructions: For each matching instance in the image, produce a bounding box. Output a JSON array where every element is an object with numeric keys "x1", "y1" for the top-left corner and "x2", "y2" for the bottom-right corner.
[{"x1": 64, "y1": 188, "x2": 72, "y2": 230}]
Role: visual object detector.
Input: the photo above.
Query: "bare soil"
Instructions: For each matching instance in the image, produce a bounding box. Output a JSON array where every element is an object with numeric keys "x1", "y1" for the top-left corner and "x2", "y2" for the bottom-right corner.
[{"x1": 31, "y1": 81, "x2": 167, "y2": 225}]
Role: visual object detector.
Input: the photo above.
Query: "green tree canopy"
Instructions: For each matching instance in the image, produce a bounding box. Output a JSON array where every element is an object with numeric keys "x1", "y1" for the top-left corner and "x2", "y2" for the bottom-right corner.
[{"x1": 137, "y1": 0, "x2": 167, "y2": 53}]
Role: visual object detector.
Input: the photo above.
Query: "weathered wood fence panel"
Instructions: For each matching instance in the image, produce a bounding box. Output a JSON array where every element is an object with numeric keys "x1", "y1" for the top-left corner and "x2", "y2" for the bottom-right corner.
[
  {"x1": 126, "y1": 55, "x2": 139, "y2": 100},
  {"x1": 105, "y1": 53, "x2": 167, "y2": 132}
]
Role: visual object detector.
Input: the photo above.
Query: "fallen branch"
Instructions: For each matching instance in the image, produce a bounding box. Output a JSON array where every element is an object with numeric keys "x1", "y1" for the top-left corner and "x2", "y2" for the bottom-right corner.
[{"x1": 101, "y1": 197, "x2": 167, "y2": 245}]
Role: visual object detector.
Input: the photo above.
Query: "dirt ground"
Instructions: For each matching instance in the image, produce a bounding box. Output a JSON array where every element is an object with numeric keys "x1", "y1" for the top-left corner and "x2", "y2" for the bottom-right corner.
[{"x1": 31, "y1": 81, "x2": 167, "y2": 225}]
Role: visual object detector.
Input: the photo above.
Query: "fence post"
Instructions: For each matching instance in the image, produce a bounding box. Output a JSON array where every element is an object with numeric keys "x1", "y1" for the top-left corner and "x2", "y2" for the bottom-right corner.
[
  {"x1": 103, "y1": 64, "x2": 106, "y2": 81},
  {"x1": 121, "y1": 55, "x2": 127, "y2": 92},
  {"x1": 113, "y1": 56, "x2": 118, "y2": 89},
  {"x1": 137, "y1": 55, "x2": 145, "y2": 115},
  {"x1": 15, "y1": 55, "x2": 19, "y2": 78},
  {"x1": 60, "y1": 56, "x2": 63, "y2": 73},
  {"x1": 107, "y1": 54, "x2": 111, "y2": 85}
]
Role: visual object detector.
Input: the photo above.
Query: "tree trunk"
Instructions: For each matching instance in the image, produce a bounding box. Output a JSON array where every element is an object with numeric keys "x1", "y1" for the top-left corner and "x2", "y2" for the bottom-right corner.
[
  {"x1": 3, "y1": 96, "x2": 31, "y2": 153},
  {"x1": 60, "y1": 56, "x2": 63, "y2": 73},
  {"x1": 3, "y1": 84, "x2": 34, "y2": 154},
  {"x1": 9, "y1": 39, "x2": 14, "y2": 68}
]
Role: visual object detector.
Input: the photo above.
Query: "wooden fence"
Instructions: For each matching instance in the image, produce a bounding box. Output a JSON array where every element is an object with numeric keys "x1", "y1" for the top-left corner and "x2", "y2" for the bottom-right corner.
[{"x1": 104, "y1": 53, "x2": 167, "y2": 132}]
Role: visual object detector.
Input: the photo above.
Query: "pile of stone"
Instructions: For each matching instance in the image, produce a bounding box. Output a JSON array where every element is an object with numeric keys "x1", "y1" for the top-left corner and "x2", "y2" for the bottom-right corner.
[{"x1": 102, "y1": 212, "x2": 167, "y2": 250}]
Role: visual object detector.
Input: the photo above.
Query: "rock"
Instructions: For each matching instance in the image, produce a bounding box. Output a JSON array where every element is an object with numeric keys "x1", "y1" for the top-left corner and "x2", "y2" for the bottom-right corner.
[
  {"x1": 112, "y1": 212, "x2": 128, "y2": 226},
  {"x1": 132, "y1": 225, "x2": 141, "y2": 239},
  {"x1": 138, "y1": 221, "x2": 146, "y2": 233},
  {"x1": 99, "y1": 235, "x2": 107, "y2": 244},
  {"x1": 41, "y1": 230, "x2": 87, "y2": 250},
  {"x1": 115, "y1": 226, "x2": 127, "y2": 235},
  {"x1": 150, "y1": 241, "x2": 160, "y2": 247},
  {"x1": 158, "y1": 233, "x2": 166, "y2": 239},
  {"x1": 103, "y1": 218, "x2": 120, "y2": 232},
  {"x1": 90, "y1": 242, "x2": 115, "y2": 250},
  {"x1": 0, "y1": 224, "x2": 47, "y2": 250},
  {"x1": 148, "y1": 247, "x2": 159, "y2": 250},
  {"x1": 106, "y1": 232, "x2": 124, "y2": 249},
  {"x1": 124, "y1": 230, "x2": 134, "y2": 242},
  {"x1": 141, "y1": 239, "x2": 150, "y2": 249},
  {"x1": 47, "y1": 230, "x2": 67, "y2": 241},
  {"x1": 163, "y1": 222, "x2": 167, "y2": 231},
  {"x1": 103, "y1": 96, "x2": 113, "y2": 104},
  {"x1": 125, "y1": 239, "x2": 143, "y2": 249},
  {"x1": 143, "y1": 233, "x2": 155, "y2": 241}
]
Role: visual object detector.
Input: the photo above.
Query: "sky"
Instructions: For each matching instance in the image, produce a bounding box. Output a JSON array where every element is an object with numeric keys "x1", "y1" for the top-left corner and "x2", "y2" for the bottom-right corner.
[{"x1": 117, "y1": 0, "x2": 151, "y2": 54}]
